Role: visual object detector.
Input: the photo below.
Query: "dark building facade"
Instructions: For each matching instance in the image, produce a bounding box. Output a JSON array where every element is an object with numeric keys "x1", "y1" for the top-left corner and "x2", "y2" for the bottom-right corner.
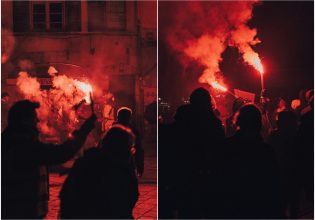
[{"x1": 2, "y1": 0, "x2": 157, "y2": 135}]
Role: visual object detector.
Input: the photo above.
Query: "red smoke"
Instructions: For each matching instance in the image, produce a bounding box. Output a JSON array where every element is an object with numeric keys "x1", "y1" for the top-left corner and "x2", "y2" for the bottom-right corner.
[
  {"x1": 17, "y1": 71, "x2": 94, "y2": 138},
  {"x1": 165, "y1": 1, "x2": 263, "y2": 88}
]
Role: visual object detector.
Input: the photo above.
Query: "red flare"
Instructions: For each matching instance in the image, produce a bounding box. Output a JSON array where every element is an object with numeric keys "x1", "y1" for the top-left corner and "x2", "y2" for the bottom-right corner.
[{"x1": 210, "y1": 82, "x2": 228, "y2": 92}]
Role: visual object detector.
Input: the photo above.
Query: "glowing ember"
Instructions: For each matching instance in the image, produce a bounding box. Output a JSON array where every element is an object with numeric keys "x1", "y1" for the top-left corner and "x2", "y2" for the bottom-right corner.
[
  {"x1": 74, "y1": 80, "x2": 93, "y2": 104},
  {"x1": 210, "y1": 82, "x2": 228, "y2": 92}
]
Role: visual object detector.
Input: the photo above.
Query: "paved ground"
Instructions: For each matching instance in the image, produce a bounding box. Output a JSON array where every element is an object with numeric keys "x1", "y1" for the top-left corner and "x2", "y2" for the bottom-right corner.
[{"x1": 45, "y1": 157, "x2": 157, "y2": 220}]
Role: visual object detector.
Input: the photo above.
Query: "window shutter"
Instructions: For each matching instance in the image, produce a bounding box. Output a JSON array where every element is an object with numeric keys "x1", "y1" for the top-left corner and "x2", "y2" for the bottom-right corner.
[
  {"x1": 65, "y1": 1, "x2": 81, "y2": 32},
  {"x1": 88, "y1": 1, "x2": 105, "y2": 31},
  {"x1": 108, "y1": 1, "x2": 126, "y2": 30}
]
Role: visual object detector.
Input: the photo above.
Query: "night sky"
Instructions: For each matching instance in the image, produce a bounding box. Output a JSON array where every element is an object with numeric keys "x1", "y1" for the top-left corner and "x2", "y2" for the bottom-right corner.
[{"x1": 159, "y1": 1, "x2": 314, "y2": 106}]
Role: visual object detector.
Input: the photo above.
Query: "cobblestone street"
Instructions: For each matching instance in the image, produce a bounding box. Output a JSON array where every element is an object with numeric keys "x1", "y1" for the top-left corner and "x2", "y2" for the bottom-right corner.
[{"x1": 45, "y1": 156, "x2": 157, "y2": 220}]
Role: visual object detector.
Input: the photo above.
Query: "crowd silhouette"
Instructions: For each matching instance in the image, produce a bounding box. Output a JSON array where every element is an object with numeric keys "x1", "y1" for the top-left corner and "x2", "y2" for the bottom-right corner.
[
  {"x1": 1, "y1": 86, "x2": 313, "y2": 219},
  {"x1": 159, "y1": 87, "x2": 314, "y2": 219},
  {"x1": 2, "y1": 98, "x2": 142, "y2": 219}
]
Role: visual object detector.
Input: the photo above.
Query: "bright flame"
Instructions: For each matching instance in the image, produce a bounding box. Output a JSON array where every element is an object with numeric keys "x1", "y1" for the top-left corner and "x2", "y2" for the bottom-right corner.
[
  {"x1": 210, "y1": 81, "x2": 228, "y2": 92},
  {"x1": 254, "y1": 57, "x2": 264, "y2": 74},
  {"x1": 243, "y1": 51, "x2": 264, "y2": 74},
  {"x1": 74, "y1": 81, "x2": 93, "y2": 104}
]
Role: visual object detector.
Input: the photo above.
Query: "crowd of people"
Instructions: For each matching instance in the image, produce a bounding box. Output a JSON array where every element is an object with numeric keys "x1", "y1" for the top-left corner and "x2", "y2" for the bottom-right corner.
[
  {"x1": 2, "y1": 97, "x2": 144, "y2": 219},
  {"x1": 159, "y1": 87, "x2": 314, "y2": 219},
  {"x1": 1, "y1": 85, "x2": 313, "y2": 219}
]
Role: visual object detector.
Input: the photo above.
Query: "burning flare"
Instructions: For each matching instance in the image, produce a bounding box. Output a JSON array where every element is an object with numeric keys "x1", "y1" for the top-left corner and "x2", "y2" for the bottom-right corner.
[
  {"x1": 74, "y1": 80, "x2": 93, "y2": 104},
  {"x1": 210, "y1": 81, "x2": 228, "y2": 92},
  {"x1": 244, "y1": 51, "x2": 264, "y2": 74}
]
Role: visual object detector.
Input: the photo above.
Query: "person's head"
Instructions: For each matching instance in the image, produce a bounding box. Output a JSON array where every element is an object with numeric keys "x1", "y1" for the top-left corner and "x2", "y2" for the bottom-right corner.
[
  {"x1": 291, "y1": 99, "x2": 301, "y2": 110},
  {"x1": 8, "y1": 100, "x2": 39, "y2": 129},
  {"x1": 117, "y1": 107, "x2": 132, "y2": 125},
  {"x1": 277, "y1": 111, "x2": 298, "y2": 133},
  {"x1": 190, "y1": 87, "x2": 212, "y2": 110},
  {"x1": 232, "y1": 97, "x2": 245, "y2": 114},
  {"x1": 104, "y1": 92, "x2": 115, "y2": 105},
  {"x1": 1, "y1": 92, "x2": 9, "y2": 102},
  {"x1": 236, "y1": 104, "x2": 262, "y2": 135},
  {"x1": 101, "y1": 124, "x2": 135, "y2": 161}
]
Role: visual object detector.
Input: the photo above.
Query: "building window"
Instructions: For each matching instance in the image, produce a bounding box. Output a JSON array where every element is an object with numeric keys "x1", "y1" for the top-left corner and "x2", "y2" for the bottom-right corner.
[
  {"x1": 65, "y1": 1, "x2": 81, "y2": 31},
  {"x1": 107, "y1": 1, "x2": 126, "y2": 30},
  {"x1": 13, "y1": 1, "x2": 81, "y2": 32},
  {"x1": 49, "y1": 2, "x2": 63, "y2": 30},
  {"x1": 32, "y1": 2, "x2": 46, "y2": 31},
  {"x1": 13, "y1": 1, "x2": 31, "y2": 32},
  {"x1": 88, "y1": 1, "x2": 126, "y2": 32},
  {"x1": 87, "y1": 1, "x2": 105, "y2": 31},
  {"x1": 31, "y1": 1, "x2": 65, "y2": 31}
]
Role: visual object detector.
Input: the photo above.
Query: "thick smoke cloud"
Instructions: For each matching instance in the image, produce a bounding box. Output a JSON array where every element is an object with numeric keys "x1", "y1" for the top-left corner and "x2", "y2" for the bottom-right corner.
[
  {"x1": 17, "y1": 71, "x2": 93, "y2": 139},
  {"x1": 164, "y1": 1, "x2": 262, "y2": 87}
]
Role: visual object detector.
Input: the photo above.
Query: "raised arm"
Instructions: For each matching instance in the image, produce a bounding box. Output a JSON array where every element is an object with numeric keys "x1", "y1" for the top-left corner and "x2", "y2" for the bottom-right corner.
[{"x1": 32, "y1": 113, "x2": 97, "y2": 165}]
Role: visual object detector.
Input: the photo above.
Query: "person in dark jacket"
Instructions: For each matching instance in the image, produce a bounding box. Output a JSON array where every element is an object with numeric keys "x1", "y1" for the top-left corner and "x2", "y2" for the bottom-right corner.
[
  {"x1": 2, "y1": 100, "x2": 96, "y2": 219},
  {"x1": 158, "y1": 123, "x2": 177, "y2": 219},
  {"x1": 268, "y1": 111, "x2": 300, "y2": 218},
  {"x1": 172, "y1": 87, "x2": 225, "y2": 218},
  {"x1": 220, "y1": 104, "x2": 282, "y2": 219},
  {"x1": 113, "y1": 107, "x2": 144, "y2": 177},
  {"x1": 297, "y1": 95, "x2": 314, "y2": 205},
  {"x1": 59, "y1": 124, "x2": 139, "y2": 219}
]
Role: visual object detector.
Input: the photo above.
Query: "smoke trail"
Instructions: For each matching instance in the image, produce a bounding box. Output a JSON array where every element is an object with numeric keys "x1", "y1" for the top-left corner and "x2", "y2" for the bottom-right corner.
[{"x1": 164, "y1": 1, "x2": 262, "y2": 87}]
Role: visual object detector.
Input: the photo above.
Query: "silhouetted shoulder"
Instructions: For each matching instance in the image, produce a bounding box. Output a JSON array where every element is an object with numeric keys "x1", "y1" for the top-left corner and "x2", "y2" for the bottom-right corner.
[{"x1": 174, "y1": 104, "x2": 192, "y2": 122}]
